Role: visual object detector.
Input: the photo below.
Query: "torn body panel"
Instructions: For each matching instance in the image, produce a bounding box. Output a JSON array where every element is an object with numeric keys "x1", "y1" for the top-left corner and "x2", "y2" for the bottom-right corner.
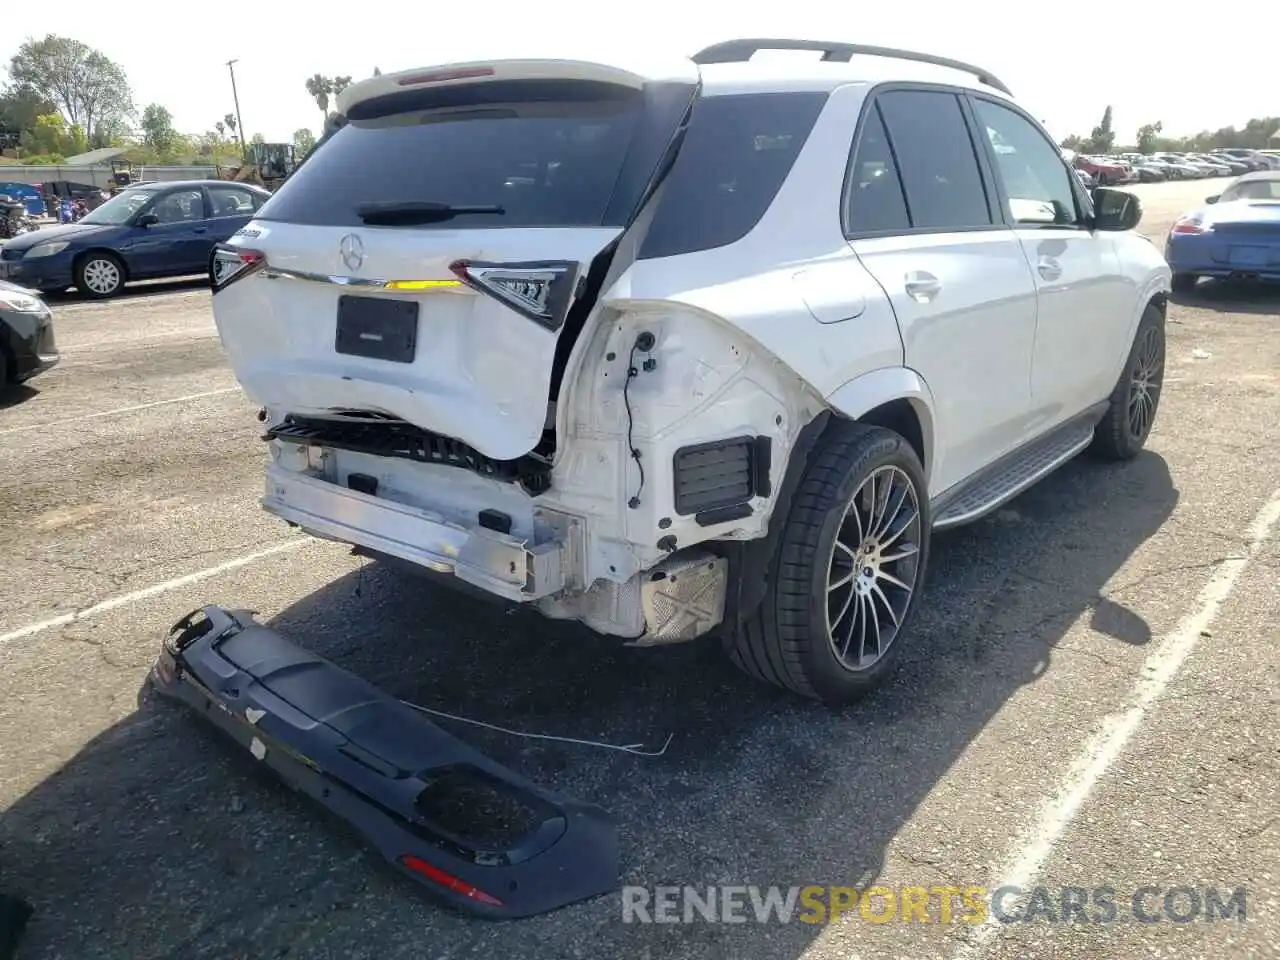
[{"x1": 150, "y1": 606, "x2": 619, "y2": 918}]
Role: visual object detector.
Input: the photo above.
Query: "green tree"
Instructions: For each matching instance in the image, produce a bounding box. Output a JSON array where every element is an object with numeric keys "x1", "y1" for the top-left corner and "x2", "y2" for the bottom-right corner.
[
  {"x1": 26, "y1": 112, "x2": 67, "y2": 153},
  {"x1": 332, "y1": 75, "x2": 352, "y2": 98},
  {"x1": 250, "y1": 132, "x2": 265, "y2": 146},
  {"x1": 8, "y1": 35, "x2": 134, "y2": 144},
  {"x1": 1059, "y1": 133, "x2": 1083, "y2": 151},
  {"x1": 0, "y1": 86, "x2": 57, "y2": 142},
  {"x1": 305, "y1": 74, "x2": 332, "y2": 125},
  {"x1": 223, "y1": 112, "x2": 238, "y2": 137},
  {"x1": 140, "y1": 103, "x2": 178, "y2": 155},
  {"x1": 293, "y1": 127, "x2": 316, "y2": 155},
  {"x1": 1135, "y1": 121, "x2": 1162, "y2": 154},
  {"x1": 215, "y1": 120, "x2": 226, "y2": 139},
  {"x1": 1083, "y1": 105, "x2": 1115, "y2": 154}
]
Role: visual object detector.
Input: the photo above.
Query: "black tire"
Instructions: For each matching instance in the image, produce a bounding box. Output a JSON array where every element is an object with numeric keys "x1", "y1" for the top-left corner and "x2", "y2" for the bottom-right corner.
[
  {"x1": 727, "y1": 421, "x2": 932, "y2": 705},
  {"x1": 1171, "y1": 272, "x2": 1197, "y2": 295},
  {"x1": 1096, "y1": 172, "x2": 1109, "y2": 186},
  {"x1": 74, "y1": 251, "x2": 126, "y2": 299},
  {"x1": 1089, "y1": 303, "x2": 1166, "y2": 461}
]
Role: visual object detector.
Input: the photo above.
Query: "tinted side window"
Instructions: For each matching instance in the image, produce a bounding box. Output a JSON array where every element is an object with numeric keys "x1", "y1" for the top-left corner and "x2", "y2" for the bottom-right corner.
[
  {"x1": 639, "y1": 92, "x2": 828, "y2": 260},
  {"x1": 876, "y1": 90, "x2": 992, "y2": 230},
  {"x1": 151, "y1": 189, "x2": 205, "y2": 224},
  {"x1": 208, "y1": 185, "x2": 263, "y2": 217},
  {"x1": 973, "y1": 99, "x2": 1080, "y2": 226},
  {"x1": 844, "y1": 104, "x2": 911, "y2": 234}
]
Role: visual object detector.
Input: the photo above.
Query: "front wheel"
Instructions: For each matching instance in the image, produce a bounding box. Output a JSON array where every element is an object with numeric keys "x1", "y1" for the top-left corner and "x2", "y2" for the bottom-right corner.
[
  {"x1": 1089, "y1": 303, "x2": 1166, "y2": 461},
  {"x1": 75, "y1": 252, "x2": 125, "y2": 299},
  {"x1": 727, "y1": 422, "x2": 931, "y2": 705}
]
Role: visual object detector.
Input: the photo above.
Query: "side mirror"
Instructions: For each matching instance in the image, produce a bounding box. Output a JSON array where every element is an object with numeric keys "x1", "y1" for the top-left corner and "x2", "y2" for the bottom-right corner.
[
  {"x1": 135, "y1": 213, "x2": 160, "y2": 228},
  {"x1": 1092, "y1": 187, "x2": 1142, "y2": 232},
  {"x1": 1205, "y1": 195, "x2": 1219, "y2": 204}
]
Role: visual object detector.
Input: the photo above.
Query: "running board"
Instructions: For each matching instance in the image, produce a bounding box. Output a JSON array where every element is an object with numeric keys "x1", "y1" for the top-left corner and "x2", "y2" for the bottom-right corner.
[
  {"x1": 150, "y1": 606, "x2": 619, "y2": 918},
  {"x1": 931, "y1": 409, "x2": 1102, "y2": 530}
]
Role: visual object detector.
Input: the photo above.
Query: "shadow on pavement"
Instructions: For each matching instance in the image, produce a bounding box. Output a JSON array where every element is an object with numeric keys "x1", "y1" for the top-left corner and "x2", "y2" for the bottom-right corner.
[
  {"x1": 1, "y1": 452, "x2": 1178, "y2": 960},
  {"x1": 42, "y1": 276, "x2": 207, "y2": 305},
  {"x1": 1172, "y1": 279, "x2": 1280, "y2": 316},
  {"x1": 0, "y1": 385, "x2": 38, "y2": 411}
]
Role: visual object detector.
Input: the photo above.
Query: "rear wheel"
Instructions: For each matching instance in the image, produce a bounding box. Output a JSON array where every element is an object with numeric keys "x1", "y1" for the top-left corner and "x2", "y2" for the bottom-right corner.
[
  {"x1": 75, "y1": 252, "x2": 125, "y2": 299},
  {"x1": 1090, "y1": 303, "x2": 1166, "y2": 461},
  {"x1": 727, "y1": 422, "x2": 931, "y2": 705}
]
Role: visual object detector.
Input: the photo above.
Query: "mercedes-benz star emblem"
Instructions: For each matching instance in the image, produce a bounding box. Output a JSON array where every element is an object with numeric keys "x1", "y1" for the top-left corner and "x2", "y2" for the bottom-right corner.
[{"x1": 339, "y1": 233, "x2": 364, "y2": 272}]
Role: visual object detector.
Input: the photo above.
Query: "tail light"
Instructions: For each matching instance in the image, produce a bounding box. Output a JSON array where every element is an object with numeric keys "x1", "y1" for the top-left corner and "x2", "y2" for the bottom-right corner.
[
  {"x1": 400, "y1": 855, "x2": 504, "y2": 906},
  {"x1": 1170, "y1": 217, "x2": 1208, "y2": 235},
  {"x1": 210, "y1": 245, "x2": 266, "y2": 291}
]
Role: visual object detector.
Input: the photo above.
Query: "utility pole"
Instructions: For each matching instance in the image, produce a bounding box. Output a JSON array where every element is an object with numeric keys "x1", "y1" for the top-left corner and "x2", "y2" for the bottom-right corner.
[{"x1": 226, "y1": 58, "x2": 249, "y2": 162}]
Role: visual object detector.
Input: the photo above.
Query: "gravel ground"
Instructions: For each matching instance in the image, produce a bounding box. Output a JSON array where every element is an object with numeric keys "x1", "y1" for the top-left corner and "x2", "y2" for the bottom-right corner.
[{"x1": 1, "y1": 179, "x2": 1277, "y2": 960}]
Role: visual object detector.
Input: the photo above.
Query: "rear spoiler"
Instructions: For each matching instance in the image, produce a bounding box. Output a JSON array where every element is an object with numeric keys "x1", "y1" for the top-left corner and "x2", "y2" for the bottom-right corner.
[{"x1": 337, "y1": 56, "x2": 701, "y2": 118}]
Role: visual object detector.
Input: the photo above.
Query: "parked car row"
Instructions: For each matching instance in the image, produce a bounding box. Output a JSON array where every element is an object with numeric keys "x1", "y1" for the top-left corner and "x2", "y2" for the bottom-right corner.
[{"x1": 1065, "y1": 148, "x2": 1280, "y2": 185}]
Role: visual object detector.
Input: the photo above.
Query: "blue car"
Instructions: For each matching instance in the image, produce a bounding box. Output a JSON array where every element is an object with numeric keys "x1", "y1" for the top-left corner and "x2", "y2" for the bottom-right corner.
[
  {"x1": 0, "y1": 180, "x2": 271, "y2": 298},
  {"x1": 1164, "y1": 171, "x2": 1280, "y2": 293}
]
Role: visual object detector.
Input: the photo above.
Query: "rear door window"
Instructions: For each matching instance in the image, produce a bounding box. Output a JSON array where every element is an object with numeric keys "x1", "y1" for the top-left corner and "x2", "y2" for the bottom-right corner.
[
  {"x1": 638, "y1": 92, "x2": 828, "y2": 259},
  {"x1": 843, "y1": 103, "x2": 911, "y2": 234},
  {"x1": 208, "y1": 185, "x2": 264, "y2": 218},
  {"x1": 874, "y1": 90, "x2": 992, "y2": 231},
  {"x1": 256, "y1": 84, "x2": 646, "y2": 230}
]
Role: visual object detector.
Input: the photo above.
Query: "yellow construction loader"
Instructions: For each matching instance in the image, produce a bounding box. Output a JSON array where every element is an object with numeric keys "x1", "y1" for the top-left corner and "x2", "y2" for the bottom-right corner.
[{"x1": 214, "y1": 142, "x2": 297, "y2": 192}]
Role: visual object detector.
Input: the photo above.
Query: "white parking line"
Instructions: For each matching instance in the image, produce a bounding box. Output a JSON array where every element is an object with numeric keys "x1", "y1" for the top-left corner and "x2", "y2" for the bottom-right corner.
[
  {"x1": 0, "y1": 538, "x2": 310, "y2": 647},
  {"x1": 0, "y1": 388, "x2": 241, "y2": 436},
  {"x1": 951, "y1": 486, "x2": 1280, "y2": 960}
]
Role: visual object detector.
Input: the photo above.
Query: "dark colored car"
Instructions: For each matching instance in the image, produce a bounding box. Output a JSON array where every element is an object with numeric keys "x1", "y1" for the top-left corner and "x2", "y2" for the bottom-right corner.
[
  {"x1": 0, "y1": 180, "x2": 271, "y2": 298},
  {"x1": 0, "y1": 279, "x2": 58, "y2": 387}
]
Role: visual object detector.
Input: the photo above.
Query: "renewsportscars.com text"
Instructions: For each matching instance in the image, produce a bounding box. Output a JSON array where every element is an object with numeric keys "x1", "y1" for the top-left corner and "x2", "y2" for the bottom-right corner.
[{"x1": 621, "y1": 884, "x2": 1249, "y2": 925}]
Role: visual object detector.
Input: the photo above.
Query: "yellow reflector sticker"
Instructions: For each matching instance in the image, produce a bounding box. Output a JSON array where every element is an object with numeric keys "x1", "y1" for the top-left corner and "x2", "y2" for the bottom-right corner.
[{"x1": 385, "y1": 279, "x2": 463, "y2": 291}]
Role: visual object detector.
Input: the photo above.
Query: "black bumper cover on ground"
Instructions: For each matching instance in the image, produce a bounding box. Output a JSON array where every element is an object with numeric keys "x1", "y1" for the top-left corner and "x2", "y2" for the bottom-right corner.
[{"x1": 150, "y1": 605, "x2": 619, "y2": 918}]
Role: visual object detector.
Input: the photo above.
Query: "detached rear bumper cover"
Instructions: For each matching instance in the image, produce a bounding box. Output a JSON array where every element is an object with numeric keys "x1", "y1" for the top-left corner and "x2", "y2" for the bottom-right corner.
[{"x1": 150, "y1": 605, "x2": 619, "y2": 918}]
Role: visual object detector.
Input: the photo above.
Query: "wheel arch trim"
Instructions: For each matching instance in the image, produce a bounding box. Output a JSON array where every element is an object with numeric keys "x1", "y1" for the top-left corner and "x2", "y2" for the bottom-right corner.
[{"x1": 824, "y1": 366, "x2": 936, "y2": 485}]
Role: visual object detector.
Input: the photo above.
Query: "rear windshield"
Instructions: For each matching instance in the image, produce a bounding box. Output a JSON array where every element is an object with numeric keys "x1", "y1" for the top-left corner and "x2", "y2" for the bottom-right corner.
[
  {"x1": 639, "y1": 92, "x2": 828, "y2": 259},
  {"x1": 256, "y1": 83, "x2": 644, "y2": 229}
]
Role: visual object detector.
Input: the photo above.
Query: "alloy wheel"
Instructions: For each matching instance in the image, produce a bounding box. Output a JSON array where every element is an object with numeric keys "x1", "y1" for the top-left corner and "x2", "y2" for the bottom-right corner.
[
  {"x1": 825, "y1": 465, "x2": 923, "y2": 671},
  {"x1": 83, "y1": 258, "x2": 121, "y2": 295},
  {"x1": 1128, "y1": 322, "x2": 1164, "y2": 442}
]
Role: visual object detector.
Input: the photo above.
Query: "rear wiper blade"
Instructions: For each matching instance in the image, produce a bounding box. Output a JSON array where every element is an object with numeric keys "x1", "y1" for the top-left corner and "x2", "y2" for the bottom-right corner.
[{"x1": 355, "y1": 201, "x2": 505, "y2": 225}]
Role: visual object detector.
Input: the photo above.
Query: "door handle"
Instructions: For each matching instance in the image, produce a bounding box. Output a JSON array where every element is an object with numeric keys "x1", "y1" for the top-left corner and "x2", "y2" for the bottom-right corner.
[
  {"x1": 904, "y1": 271, "x2": 941, "y2": 303},
  {"x1": 1036, "y1": 257, "x2": 1062, "y2": 281}
]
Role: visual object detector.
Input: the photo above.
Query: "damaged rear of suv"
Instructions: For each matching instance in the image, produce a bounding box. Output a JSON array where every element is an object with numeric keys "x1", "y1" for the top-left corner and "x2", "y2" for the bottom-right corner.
[{"x1": 211, "y1": 41, "x2": 1170, "y2": 706}]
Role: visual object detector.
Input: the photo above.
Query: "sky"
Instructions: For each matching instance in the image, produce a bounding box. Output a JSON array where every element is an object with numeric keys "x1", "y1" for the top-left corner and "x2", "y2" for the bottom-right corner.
[{"x1": 1, "y1": 1, "x2": 1273, "y2": 145}]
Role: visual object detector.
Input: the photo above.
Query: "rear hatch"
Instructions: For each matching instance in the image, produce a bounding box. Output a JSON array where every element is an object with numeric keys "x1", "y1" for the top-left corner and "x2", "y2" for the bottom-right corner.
[{"x1": 211, "y1": 59, "x2": 700, "y2": 461}]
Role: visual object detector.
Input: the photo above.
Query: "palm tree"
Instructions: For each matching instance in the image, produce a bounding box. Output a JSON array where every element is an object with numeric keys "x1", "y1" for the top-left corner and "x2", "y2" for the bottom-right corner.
[{"x1": 305, "y1": 74, "x2": 332, "y2": 126}]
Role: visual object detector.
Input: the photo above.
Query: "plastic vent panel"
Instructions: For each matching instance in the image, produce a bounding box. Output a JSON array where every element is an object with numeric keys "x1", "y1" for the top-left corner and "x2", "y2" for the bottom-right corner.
[{"x1": 672, "y1": 436, "x2": 771, "y2": 517}]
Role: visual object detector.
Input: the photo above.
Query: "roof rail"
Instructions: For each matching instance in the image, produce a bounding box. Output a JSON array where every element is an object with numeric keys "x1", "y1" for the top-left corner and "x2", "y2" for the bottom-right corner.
[{"x1": 690, "y1": 39, "x2": 1013, "y2": 97}]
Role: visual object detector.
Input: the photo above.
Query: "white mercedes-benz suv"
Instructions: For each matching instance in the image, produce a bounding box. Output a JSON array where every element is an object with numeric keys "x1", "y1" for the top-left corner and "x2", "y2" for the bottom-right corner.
[{"x1": 210, "y1": 39, "x2": 1171, "y2": 704}]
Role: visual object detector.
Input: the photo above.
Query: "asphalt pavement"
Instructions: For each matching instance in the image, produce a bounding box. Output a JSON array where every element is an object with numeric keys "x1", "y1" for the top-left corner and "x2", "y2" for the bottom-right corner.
[{"x1": 1, "y1": 180, "x2": 1277, "y2": 960}]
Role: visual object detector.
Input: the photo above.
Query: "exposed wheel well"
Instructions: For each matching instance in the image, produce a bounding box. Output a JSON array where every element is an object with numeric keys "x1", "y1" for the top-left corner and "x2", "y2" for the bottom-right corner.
[{"x1": 853, "y1": 398, "x2": 927, "y2": 474}]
